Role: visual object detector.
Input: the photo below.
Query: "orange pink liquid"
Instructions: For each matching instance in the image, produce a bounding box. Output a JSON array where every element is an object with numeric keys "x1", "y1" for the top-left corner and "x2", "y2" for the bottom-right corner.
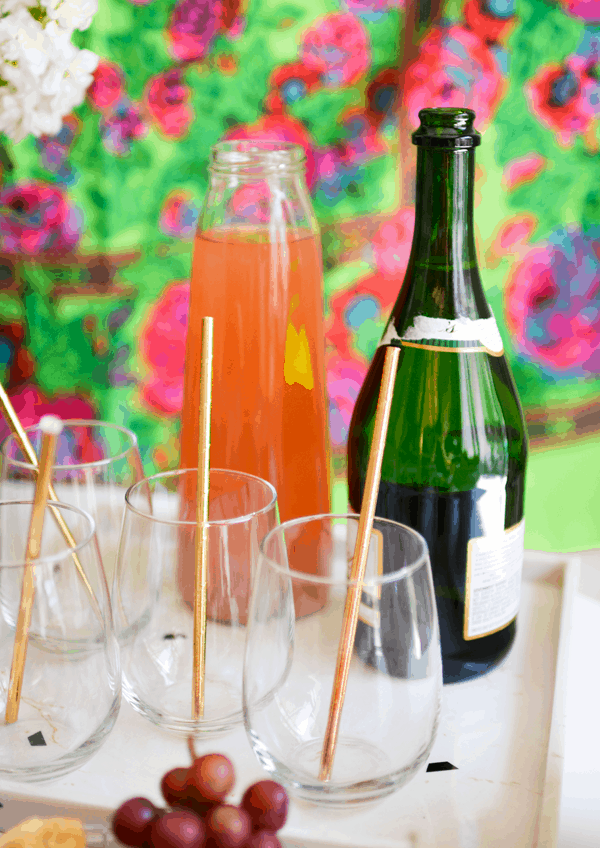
[{"x1": 180, "y1": 228, "x2": 330, "y2": 522}]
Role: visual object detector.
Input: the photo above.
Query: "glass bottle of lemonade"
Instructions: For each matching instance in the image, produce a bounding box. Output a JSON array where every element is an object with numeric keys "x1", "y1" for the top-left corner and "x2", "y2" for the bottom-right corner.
[{"x1": 179, "y1": 141, "x2": 330, "y2": 605}]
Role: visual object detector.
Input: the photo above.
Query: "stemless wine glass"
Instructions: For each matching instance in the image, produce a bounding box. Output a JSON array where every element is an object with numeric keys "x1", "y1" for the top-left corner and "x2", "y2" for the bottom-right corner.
[
  {"x1": 0, "y1": 500, "x2": 120, "y2": 782},
  {"x1": 115, "y1": 468, "x2": 278, "y2": 736},
  {"x1": 1, "y1": 420, "x2": 144, "y2": 591},
  {"x1": 244, "y1": 514, "x2": 442, "y2": 806}
]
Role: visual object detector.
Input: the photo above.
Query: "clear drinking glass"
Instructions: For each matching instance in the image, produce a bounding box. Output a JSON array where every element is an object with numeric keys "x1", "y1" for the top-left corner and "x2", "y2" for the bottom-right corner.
[
  {"x1": 244, "y1": 514, "x2": 442, "y2": 806},
  {"x1": 0, "y1": 500, "x2": 120, "y2": 782},
  {"x1": 1, "y1": 420, "x2": 144, "y2": 604},
  {"x1": 115, "y1": 468, "x2": 278, "y2": 736}
]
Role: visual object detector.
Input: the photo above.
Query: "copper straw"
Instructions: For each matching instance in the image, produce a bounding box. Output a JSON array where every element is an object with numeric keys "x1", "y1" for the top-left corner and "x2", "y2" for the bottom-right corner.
[
  {"x1": 319, "y1": 344, "x2": 400, "y2": 781},
  {"x1": 192, "y1": 316, "x2": 213, "y2": 720},
  {"x1": 5, "y1": 414, "x2": 63, "y2": 724},
  {"x1": 0, "y1": 382, "x2": 101, "y2": 623}
]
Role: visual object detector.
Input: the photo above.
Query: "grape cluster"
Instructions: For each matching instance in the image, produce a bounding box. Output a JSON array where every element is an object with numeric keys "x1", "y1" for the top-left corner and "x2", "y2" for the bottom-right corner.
[{"x1": 112, "y1": 751, "x2": 288, "y2": 848}]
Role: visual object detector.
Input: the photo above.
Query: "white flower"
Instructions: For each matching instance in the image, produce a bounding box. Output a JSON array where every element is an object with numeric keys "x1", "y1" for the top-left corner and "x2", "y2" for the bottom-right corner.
[
  {"x1": 43, "y1": 0, "x2": 99, "y2": 32},
  {"x1": 0, "y1": 1, "x2": 31, "y2": 15},
  {"x1": 0, "y1": 7, "x2": 99, "y2": 142}
]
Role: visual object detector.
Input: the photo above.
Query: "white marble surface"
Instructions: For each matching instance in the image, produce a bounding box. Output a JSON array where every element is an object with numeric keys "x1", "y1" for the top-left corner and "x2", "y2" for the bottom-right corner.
[{"x1": 0, "y1": 553, "x2": 584, "y2": 848}]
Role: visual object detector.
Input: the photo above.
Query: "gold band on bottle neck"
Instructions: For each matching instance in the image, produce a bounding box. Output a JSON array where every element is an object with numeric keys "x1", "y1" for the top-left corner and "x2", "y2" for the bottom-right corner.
[{"x1": 400, "y1": 340, "x2": 504, "y2": 357}]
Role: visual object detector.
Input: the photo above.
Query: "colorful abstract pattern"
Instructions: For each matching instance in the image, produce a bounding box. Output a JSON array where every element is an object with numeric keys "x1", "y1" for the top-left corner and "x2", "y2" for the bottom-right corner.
[{"x1": 1, "y1": 0, "x2": 600, "y2": 477}]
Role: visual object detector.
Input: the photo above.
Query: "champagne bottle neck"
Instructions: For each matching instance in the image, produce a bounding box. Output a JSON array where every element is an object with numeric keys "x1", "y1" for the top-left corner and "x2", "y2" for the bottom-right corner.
[
  {"x1": 385, "y1": 143, "x2": 502, "y2": 354},
  {"x1": 411, "y1": 146, "x2": 477, "y2": 269}
]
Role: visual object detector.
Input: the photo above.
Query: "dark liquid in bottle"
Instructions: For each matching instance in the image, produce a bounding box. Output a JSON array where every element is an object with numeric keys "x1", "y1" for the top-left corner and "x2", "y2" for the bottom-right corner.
[{"x1": 354, "y1": 481, "x2": 522, "y2": 684}]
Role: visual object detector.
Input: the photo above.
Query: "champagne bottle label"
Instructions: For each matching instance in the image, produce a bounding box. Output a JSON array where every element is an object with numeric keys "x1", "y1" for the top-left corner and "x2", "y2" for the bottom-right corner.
[
  {"x1": 378, "y1": 315, "x2": 504, "y2": 356},
  {"x1": 463, "y1": 518, "x2": 525, "y2": 640}
]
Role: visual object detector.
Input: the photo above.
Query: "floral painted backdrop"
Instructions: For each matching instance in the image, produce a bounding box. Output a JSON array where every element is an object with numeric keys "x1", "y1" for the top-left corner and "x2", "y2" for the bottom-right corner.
[{"x1": 1, "y1": 0, "x2": 600, "y2": 515}]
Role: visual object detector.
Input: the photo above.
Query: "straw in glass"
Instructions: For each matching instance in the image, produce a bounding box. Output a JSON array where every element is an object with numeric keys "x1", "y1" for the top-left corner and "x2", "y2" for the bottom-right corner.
[
  {"x1": 192, "y1": 316, "x2": 213, "y2": 720},
  {"x1": 0, "y1": 382, "x2": 101, "y2": 623},
  {"x1": 319, "y1": 344, "x2": 400, "y2": 780},
  {"x1": 5, "y1": 415, "x2": 63, "y2": 724}
]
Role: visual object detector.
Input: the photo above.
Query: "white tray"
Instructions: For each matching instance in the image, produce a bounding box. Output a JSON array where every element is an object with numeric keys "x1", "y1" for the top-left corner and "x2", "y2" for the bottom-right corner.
[{"x1": 0, "y1": 553, "x2": 579, "y2": 848}]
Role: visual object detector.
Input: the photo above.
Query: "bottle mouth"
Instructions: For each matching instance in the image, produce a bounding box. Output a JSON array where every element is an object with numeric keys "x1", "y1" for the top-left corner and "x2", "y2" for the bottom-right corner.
[
  {"x1": 210, "y1": 140, "x2": 306, "y2": 174},
  {"x1": 412, "y1": 107, "x2": 481, "y2": 148}
]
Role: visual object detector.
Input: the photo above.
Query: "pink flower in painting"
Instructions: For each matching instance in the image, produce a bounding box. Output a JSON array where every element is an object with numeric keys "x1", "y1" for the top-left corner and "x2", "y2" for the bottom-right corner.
[
  {"x1": 140, "y1": 282, "x2": 190, "y2": 416},
  {"x1": 0, "y1": 182, "x2": 82, "y2": 256},
  {"x1": 87, "y1": 61, "x2": 125, "y2": 112},
  {"x1": 366, "y1": 68, "x2": 399, "y2": 127},
  {"x1": 35, "y1": 115, "x2": 80, "y2": 185},
  {"x1": 463, "y1": 0, "x2": 516, "y2": 45},
  {"x1": 404, "y1": 25, "x2": 506, "y2": 131},
  {"x1": 561, "y1": 0, "x2": 600, "y2": 21},
  {"x1": 159, "y1": 192, "x2": 200, "y2": 239},
  {"x1": 526, "y1": 59, "x2": 600, "y2": 146},
  {"x1": 502, "y1": 153, "x2": 546, "y2": 191},
  {"x1": 371, "y1": 206, "x2": 415, "y2": 284},
  {"x1": 145, "y1": 70, "x2": 194, "y2": 139},
  {"x1": 326, "y1": 271, "x2": 397, "y2": 358},
  {"x1": 100, "y1": 100, "x2": 148, "y2": 156},
  {"x1": 225, "y1": 114, "x2": 317, "y2": 189},
  {"x1": 486, "y1": 213, "x2": 537, "y2": 268},
  {"x1": 167, "y1": 0, "x2": 223, "y2": 62},
  {"x1": 230, "y1": 183, "x2": 271, "y2": 224},
  {"x1": 220, "y1": 0, "x2": 245, "y2": 37},
  {"x1": 312, "y1": 112, "x2": 383, "y2": 204},
  {"x1": 301, "y1": 13, "x2": 370, "y2": 87},
  {"x1": 505, "y1": 226, "x2": 600, "y2": 372},
  {"x1": 326, "y1": 352, "x2": 368, "y2": 447},
  {"x1": 313, "y1": 147, "x2": 362, "y2": 206},
  {"x1": 338, "y1": 111, "x2": 386, "y2": 164},
  {"x1": 344, "y1": 0, "x2": 404, "y2": 21},
  {"x1": 270, "y1": 62, "x2": 322, "y2": 106},
  {"x1": 0, "y1": 385, "x2": 95, "y2": 447}
]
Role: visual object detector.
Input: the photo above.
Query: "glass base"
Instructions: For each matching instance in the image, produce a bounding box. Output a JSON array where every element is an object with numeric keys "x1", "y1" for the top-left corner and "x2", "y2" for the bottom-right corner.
[
  {"x1": 0, "y1": 696, "x2": 120, "y2": 783},
  {"x1": 123, "y1": 676, "x2": 243, "y2": 737},
  {"x1": 250, "y1": 732, "x2": 432, "y2": 807}
]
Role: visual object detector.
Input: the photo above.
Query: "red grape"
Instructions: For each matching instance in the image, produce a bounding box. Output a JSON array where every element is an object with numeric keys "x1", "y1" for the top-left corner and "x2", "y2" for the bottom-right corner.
[
  {"x1": 149, "y1": 809, "x2": 206, "y2": 848},
  {"x1": 186, "y1": 754, "x2": 235, "y2": 805},
  {"x1": 204, "y1": 805, "x2": 251, "y2": 848},
  {"x1": 245, "y1": 832, "x2": 282, "y2": 848},
  {"x1": 161, "y1": 768, "x2": 190, "y2": 807},
  {"x1": 112, "y1": 797, "x2": 159, "y2": 847},
  {"x1": 241, "y1": 781, "x2": 289, "y2": 832}
]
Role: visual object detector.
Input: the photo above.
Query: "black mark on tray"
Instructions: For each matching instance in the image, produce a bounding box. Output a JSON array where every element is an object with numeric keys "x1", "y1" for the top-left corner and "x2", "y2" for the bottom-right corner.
[
  {"x1": 163, "y1": 633, "x2": 186, "y2": 640},
  {"x1": 28, "y1": 731, "x2": 47, "y2": 746},
  {"x1": 426, "y1": 761, "x2": 457, "y2": 772}
]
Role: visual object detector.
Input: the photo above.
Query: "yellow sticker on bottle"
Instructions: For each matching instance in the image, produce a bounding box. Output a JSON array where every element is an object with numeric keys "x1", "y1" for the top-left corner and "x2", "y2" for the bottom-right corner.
[{"x1": 284, "y1": 296, "x2": 314, "y2": 390}]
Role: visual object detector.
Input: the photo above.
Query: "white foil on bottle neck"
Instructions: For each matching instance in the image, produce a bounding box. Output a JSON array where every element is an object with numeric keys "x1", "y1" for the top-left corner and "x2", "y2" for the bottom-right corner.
[{"x1": 379, "y1": 315, "x2": 503, "y2": 354}]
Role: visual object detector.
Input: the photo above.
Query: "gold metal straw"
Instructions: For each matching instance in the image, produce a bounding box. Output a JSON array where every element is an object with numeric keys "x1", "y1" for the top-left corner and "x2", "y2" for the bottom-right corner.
[
  {"x1": 319, "y1": 344, "x2": 400, "y2": 781},
  {"x1": 0, "y1": 382, "x2": 101, "y2": 622},
  {"x1": 192, "y1": 316, "x2": 213, "y2": 720},
  {"x1": 5, "y1": 414, "x2": 63, "y2": 724}
]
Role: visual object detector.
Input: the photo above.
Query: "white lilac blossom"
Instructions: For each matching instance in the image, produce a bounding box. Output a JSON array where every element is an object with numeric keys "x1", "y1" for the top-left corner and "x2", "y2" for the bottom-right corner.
[
  {"x1": 43, "y1": 0, "x2": 99, "y2": 32},
  {"x1": 0, "y1": 1, "x2": 31, "y2": 13},
  {"x1": 0, "y1": 1, "x2": 99, "y2": 142}
]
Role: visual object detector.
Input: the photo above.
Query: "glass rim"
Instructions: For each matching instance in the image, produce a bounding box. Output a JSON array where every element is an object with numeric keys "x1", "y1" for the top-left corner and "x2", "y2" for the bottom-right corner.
[
  {"x1": 0, "y1": 499, "x2": 97, "y2": 568},
  {"x1": 259, "y1": 513, "x2": 430, "y2": 587},
  {"x1": 124, "y1": 467, "x2": 278, "y2": 527},
  {"x1": 210, "y1": 140, "x2": 305, "y2": 171},
  {"x1": 2, "y1": 419, "x2": 140, "y2": 471}
]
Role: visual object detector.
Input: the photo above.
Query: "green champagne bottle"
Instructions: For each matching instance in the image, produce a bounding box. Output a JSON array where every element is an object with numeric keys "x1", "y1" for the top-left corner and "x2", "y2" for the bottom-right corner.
[{"x1": 348, "y1": 108, "x2": 528, "y2": 684}]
